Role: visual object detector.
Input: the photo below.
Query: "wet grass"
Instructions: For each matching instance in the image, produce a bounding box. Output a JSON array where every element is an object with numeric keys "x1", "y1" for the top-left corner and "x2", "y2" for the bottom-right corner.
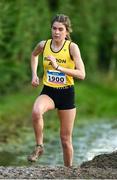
[
  {"x1": 75, "y1": 81, "x2": 117, "y2": 119},
  {"x1": 0, "y1": 85, "x2": 40, "y2": 142}
]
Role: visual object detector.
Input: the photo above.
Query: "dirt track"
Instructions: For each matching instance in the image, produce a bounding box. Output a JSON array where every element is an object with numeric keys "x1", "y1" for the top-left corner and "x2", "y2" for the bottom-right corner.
[{"x1": 0, "y1": 151, "x2": 117, "y2": 179}]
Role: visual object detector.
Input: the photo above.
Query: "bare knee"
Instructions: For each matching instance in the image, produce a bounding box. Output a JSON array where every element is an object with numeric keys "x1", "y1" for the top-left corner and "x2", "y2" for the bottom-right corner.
[
  {"x1": 32, "y1": 107, "x2": 43, "y2": 122},
  {"x1": 61, "y1": 135, "x2": 72, "y2": 149}
]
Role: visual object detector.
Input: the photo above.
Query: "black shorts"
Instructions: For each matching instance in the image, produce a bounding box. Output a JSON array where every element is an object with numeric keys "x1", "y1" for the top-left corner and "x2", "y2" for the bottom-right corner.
[{"x1": 40, "y1": 85, "x2": 75, "y2": 110}]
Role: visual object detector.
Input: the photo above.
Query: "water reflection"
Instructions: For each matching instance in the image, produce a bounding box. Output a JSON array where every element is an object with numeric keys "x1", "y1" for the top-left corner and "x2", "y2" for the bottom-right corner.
[{"x1": 0, "y1": 119, "x2": 117, "y2": 166}]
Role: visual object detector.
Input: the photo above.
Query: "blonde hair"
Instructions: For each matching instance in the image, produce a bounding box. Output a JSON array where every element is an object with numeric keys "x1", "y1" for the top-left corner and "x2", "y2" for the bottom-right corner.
[{"x1": 51, "y1": 14, "x2": 72, "y2": 40}]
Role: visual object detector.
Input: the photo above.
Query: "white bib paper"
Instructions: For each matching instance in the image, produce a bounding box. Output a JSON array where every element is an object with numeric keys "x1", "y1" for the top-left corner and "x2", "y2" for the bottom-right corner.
[{"x1": 47, "y1": 70, "x2": 66, "y2": 84}]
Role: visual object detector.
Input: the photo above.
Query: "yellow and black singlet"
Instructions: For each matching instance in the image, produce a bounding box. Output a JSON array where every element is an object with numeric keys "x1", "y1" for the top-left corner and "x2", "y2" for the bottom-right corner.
[{"x1": 43, "y1": 39, "x2": 75, "y2": 88}]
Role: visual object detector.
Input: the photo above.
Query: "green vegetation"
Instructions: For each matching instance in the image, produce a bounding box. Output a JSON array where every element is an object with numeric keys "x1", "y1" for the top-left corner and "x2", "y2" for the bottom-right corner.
[
  {"x1": 75, "y1": 81, "x2": 117, "y2": 119},
  {"x1": 0, "y1": 0, "x2": 117, "y2": 94},
  {"x1": 0, "y1": 85, "x2": 36, "y2": 142}
]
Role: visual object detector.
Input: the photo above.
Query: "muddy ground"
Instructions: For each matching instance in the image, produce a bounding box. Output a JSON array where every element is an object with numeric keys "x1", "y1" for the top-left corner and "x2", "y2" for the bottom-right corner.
[{"x1": 0, "y1": 151, "x2": 117, "y2": 179}]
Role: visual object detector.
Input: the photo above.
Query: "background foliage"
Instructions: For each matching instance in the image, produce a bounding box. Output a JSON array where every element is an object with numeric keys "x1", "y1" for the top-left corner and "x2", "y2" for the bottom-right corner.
[{"x1": 0, "y1": 0, "x2": 117, "y2": 95}]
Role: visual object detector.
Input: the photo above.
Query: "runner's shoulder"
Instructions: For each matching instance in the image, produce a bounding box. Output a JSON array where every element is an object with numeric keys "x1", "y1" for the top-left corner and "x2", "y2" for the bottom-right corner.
[{"x1": 38, "y1": 40, "x2": 46, "y2": 49}]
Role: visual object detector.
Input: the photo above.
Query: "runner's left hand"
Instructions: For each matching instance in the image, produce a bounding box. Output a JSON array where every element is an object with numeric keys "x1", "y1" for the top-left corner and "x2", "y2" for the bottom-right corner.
[{"x1": 46, "y1": 55, "x2": 58, "y2": 69}]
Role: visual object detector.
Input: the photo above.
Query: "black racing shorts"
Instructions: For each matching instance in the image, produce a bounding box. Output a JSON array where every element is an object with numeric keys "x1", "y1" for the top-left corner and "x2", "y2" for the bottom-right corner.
[{"x1": 40, "y1": 85, "x2": 75, "y2": 110}]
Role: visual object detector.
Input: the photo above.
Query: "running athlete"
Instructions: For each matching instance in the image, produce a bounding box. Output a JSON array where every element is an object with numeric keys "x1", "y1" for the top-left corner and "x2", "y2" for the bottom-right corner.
[{"x1": 28, "y1": 14, "x2": 86, "y2": 167}]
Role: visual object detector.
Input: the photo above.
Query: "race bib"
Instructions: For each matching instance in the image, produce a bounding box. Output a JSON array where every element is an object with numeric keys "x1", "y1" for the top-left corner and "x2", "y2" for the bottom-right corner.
[{"x1": 47, "y1": 70, "x2": 66, "y2": 84}]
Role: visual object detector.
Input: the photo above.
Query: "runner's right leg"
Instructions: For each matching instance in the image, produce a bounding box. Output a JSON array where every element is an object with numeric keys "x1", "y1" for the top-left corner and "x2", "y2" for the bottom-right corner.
[{"x1": 28, "y1": 94, "x2": 55, "y2": 162}]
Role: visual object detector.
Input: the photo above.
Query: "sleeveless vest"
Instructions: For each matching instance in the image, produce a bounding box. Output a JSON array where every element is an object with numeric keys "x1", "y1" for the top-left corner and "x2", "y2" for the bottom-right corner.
[{"x1": 43, "y1": 39, "x2": 75, "y2": 87}]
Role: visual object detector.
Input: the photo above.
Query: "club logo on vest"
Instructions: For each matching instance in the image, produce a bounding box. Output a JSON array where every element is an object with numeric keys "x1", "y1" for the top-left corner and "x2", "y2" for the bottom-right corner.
[{"x1": 44, "y1": 57, "x2": 66, "y2": 65}]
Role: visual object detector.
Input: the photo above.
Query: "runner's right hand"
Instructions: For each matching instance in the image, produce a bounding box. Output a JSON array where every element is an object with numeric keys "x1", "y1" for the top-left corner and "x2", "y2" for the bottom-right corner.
[{"x1": 31, "y1": 75, "x2": 39, "y2": 87}]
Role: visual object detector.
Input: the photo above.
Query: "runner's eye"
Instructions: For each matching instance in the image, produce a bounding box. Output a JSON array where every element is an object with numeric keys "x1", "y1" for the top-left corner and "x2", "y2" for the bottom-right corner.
[
  {"x1": 52, "y1": 27, "x2": 64, "y2": 31},
  {"x1": 52, "y1": 27, "x2": 57, "y2": 30},
  {"x1": 59, "y1": 28, "x2": 64, "y2": 31}
]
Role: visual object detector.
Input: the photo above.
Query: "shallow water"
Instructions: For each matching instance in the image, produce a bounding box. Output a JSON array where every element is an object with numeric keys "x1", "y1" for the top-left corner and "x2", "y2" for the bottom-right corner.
[{"x1": 0, "y1": 119, "x2": 117, "y2": 166}]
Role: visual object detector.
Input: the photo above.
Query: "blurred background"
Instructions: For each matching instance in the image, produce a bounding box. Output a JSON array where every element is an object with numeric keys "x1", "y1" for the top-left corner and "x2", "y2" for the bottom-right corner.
[{"x1": 0, "y1": 0, "x2": 117, "y2": 166}]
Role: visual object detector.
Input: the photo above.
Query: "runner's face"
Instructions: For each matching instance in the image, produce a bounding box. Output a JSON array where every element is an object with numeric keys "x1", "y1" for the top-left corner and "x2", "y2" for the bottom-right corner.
[{"x1": 51, "y1": 22, "x2": 67, "y2": 42}]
